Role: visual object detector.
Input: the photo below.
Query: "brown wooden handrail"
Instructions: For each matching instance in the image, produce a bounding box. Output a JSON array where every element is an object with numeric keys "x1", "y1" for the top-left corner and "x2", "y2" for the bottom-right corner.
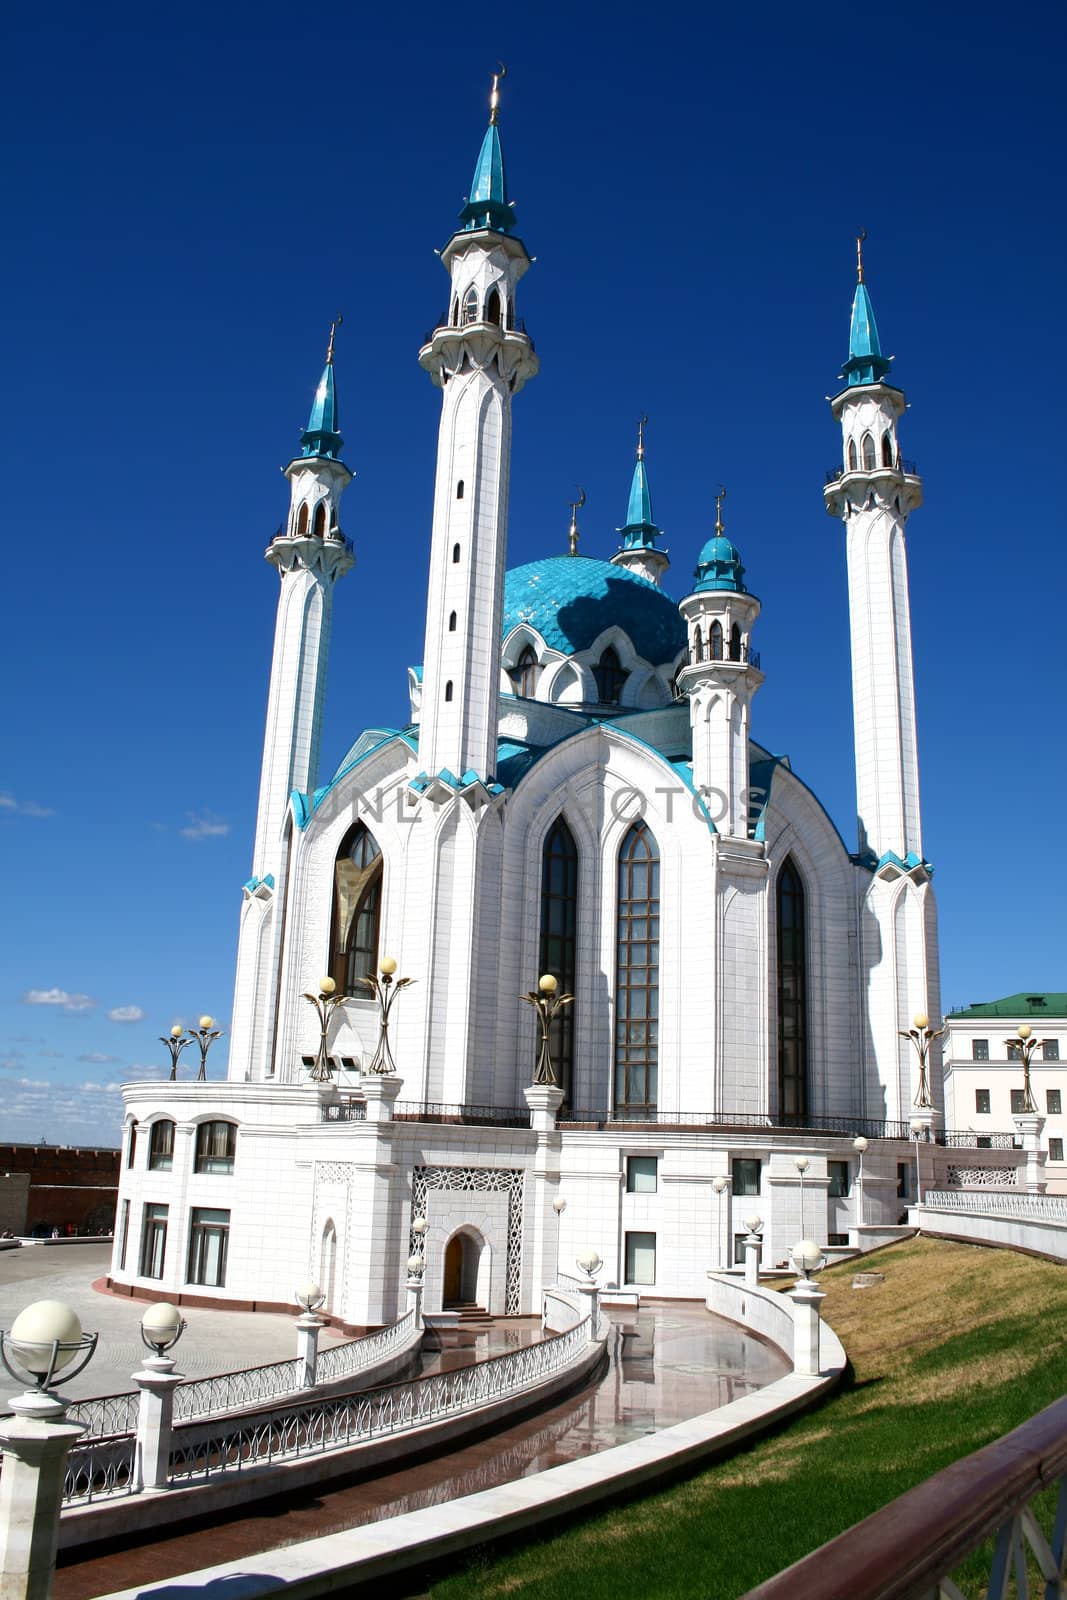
[{"x1": 740, "y1": 1394, "x2": 1067, "y2": 1600}]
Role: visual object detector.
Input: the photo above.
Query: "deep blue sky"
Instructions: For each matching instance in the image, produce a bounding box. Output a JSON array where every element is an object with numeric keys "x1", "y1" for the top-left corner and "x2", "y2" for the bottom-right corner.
[{"x1": 2, "y1": 0, "x2": 1064, "y2": 1145}]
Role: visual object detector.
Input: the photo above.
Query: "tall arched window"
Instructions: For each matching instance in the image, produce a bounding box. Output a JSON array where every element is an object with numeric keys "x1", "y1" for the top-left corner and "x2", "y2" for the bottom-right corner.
[
  {"x1": 777, "y1": 857, "x2": 808, "y2": 1122},
  {"x1": 692, "y1": 627, "x2": 704, "y2": 663},
  {"x1": 881, "y1": 432, "x2": 894, "y2": 467},
  {"x1": 456, "y1": 480, "x2": 465, "y2": 499},
  {"x1": 296, "y1": 502, "x2": 309, "y2": 537},
  {"x1": 862, "y1": 433, "x2": 876, "y2": 471},
  {"x1": 509, "y1": 645, "x2": 539, "y2": 697},
  {"x1": 486, "y1": 287, "x2": 502, "y2": 326},
  {"x1": 444, "y1": 680, "x2": 454, "y2": 702},
  {"x1": 539, "y1": 818, "x2": 578, "y2": 1102},
  {"x1": 448, "y1": 610, "x2": 457, "y2": 632},
  {"x1": 710, "y1": 620, "x2": 724, "y2": 660},
  {"x1": 312, "y1": 501, "x2": 327, "y2": 537},
  {"x1": 614, "y1": 821, "x2": 660, "y2": 1114},
  {"x1": 462, "y1": 285, "x2": 479, "y2": 325},
  {"x1": 729, "y1": 623, "x2": 742, "y2": 661},
  {"x1": 847, "y1": 438, "x2": 858, "y2": 471},
  {"x1": 330, "y1": 822, "x2": 383, "y2": 994},
  {"x1": 593, "y1": 646, "x2": 627, "y2": 705},
  {"x1": 452, "y1": 543, "x2": 461, "y2": 564}
]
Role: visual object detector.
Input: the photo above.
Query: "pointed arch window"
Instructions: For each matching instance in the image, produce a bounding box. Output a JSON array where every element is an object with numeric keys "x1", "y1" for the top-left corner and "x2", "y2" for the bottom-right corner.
[
  {"x1": 593, "y1": 646, "x2": 627, "y2": 705},
  {"x1": 509, "y1": 645, "x2": 539, "y2": 698},
  {"x1": 847, "y1": 438, "x2": 858, "y2": 472},
  {"x1": 614, "y1": 821, "x2": 660, "y2": 1115},
  {"x1": 462, "y1": 285, "x2": 479, "y2": 325},
  {"x1": 444, "y1": 680, "x2": 454, "y2": 702},
  {"x1": 448, "y1": 611, "x2": 457, "y2": 632},
  {"x1": 777, "y1": 857, "x2": 809, "y2": 1122},
  {"x1": 862, "y1": 433, "x2": 876, "y2": 471},
  {"x1": 729, "y1": 623, "x2": 742, "y2": 661},
  {"x1": 539, "y1": 817, "x2": 578, "y2": 1102},
  {"x1": 296, "y1": 502, "x2": 309, "y2": 537},
  {"x1": 486, "y1": 287, "x2": 502, "y2": 327},
  {"x1": 881, "y1": 432, "x2": 894, "y2": 468},
  {"x1": 312, "y1": 501, "x2": 327, "y2": 538},
  {"x1": 330, "y1": 822, "x2": 383, "y2": 995},
  {"x1": 456, "y1": 480, "x2": 465, "y2": 499},
  {"x1": 452, "y1": 543, "x2": 461, "y2": 564},
  {"x1": 710, "y1": 620, "x2": 724, "y2": 660},
  {"x1": 692, "y1": 627, "x2": 704, "y2": 664}
]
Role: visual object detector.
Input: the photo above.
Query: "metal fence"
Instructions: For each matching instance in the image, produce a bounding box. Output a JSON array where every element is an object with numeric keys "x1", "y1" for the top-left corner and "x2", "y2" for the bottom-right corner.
[
  {"x1": 392, "y1": 1102, "x2": 531, "y2": 1128},
  {"x1": 561, "y1": 1109, "x2": 1018, "y2": 1147},
  {"x1": 63, "y1": 1435, "x2": 137, "y2": 1506},
  {"x1": 925, "y1": 1190, "x2": 1067, "y2": 1222},
  {"x1": 167, "y1": 1313, "x2": 592, "y2": 1484}
]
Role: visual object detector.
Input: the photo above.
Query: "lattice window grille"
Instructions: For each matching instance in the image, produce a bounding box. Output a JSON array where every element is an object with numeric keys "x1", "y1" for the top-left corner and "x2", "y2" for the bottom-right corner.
[
  {"x1": 411, "y1": 1166, "x2": 524, "y2": 1314},
  {"x1": 947, "y1": 1166, "x2": 1019, "y2": 1188},
  {"x1": 315, "y1": 1161, "x2": 357, "y2": 1185}
]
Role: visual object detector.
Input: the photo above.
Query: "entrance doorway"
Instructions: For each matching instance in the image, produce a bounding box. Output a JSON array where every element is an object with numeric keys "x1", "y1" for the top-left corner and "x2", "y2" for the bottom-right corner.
[{"x1": 442, "y1": 1229, "x2": 486, "y2": 1307}]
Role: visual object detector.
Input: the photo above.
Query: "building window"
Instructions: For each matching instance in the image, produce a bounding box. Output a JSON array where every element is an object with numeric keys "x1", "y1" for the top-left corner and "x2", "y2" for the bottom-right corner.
[
  {"x1": 539, "y1": 816, "x2": 578, "y2": 1102},
  {"x1": 461, "y1": 285, "x2": 479, "y2": 325},
  {"x1": 140, "y1": 1204, "x2": 168, "y2": 1279},
  {"x1": 624, "y1": 1231, "x2": 656, "y2": 1285},
  {"x1": 1047, "y1": 1089, "x2": 1062, "y2": 1115},
  {"x1": 1007, "y1": 1041, "x2": 1023, "y2": 1061},
  {"x1": 312, "y1": 501, "x2": 327, "y2": 537},
  {"x1": 593, "y1": 646, "x2": 627, "y2": 705},
  {"x1": 148, "y1": 1120, "x2": 175, "y2": 1172},
  {"x1": 1010, "y1": 1089, "x2": 1027, "y2": 1114},
  {"x1": 330, "y1": 821, "x2": 383, "y2": 994},
  {"x1": 509, "y1": 645, "x2": 539, "y2": 698},
  {"x1": 710, "y1": 619, "x2": 724, "y2": 660},
  {"x1": 975, "y1": 1088, "x2": 991, "y2": 1114},
  {"x1": 1044, "y1": 1041, "x2": 1061, "y2": 1062},
  {"x1": 126, "y1": 1122, "x2": 138, "y2": 1169},
  {"x1": 118, "y1": 1199, "x2": 130, "y2": 1270},
  {"x1": 732, "y1": 1233, "x2": 749, "y2": 1267},
  {"x1": 444, "y1": 680, "x2": 453, "y2": 702},
  {"x1": 729, "y1": 623, "x2": 742, "y2": 661},
  {"x1": 896, "y1": 1162, "x2": 910, "y2": 1199},
  {"x1": 732, "y1": 1157, "x2": 761, "y2": 1196},
  {"x1": 972, "y1": 1039, "x2": 989, "y2": 1061},
  {"x1": 827, "y1": 1160, "x2": 850, "y2": 1198},
  {"x1": 194, "y1": 1121, "x2": 236, "y2": 1175},
  {"x1": 626, "y1": 1156, "x2": 658, "y2": 1194},
  {"x1": 881, "y1": 433, "x2": 894, "y2": 467},
  {"x1": 847, "y1": 439, "x2": 858, "y2": 471},
  {"x1": 828, "y1": 1232, "x2": 848, "y2": 1247},
  {"x1": 486, "y1": 286, "x2": 502, "y2": 326},
  {"x1": 777, "y1": 857, "x2": 808, "y2": 1122},
  {"x1": 187, "y1": 1207, "x2": 231, "y2": 1288},
  {"x1": 452, "y1": 542, "x2": 461, "y2": 563},
  {"x1": 456, "y1": 479, "x2": 464, "y2": 499},
  {"x1": 862, "y1": 432, "x2": 876, "y2": 471},
  {"x1": 448, "y1": 611, "x2": 457, "y2": 632},
  {"x1": 976, "y1": 1135, "x2": 992, "y2": 1149},
  {"x1": 614, "y1": 821, "x2": 660, "y2": 1115},
  {"x1": 1050, "y1": 1138, "x2": 1064, "y2": 1162}
]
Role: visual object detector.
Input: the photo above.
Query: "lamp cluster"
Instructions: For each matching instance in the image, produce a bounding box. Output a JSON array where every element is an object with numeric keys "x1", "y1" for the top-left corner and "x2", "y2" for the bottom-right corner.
[{"x1": 160, "y1": 1016, "x2": 223, "y2": 1082}]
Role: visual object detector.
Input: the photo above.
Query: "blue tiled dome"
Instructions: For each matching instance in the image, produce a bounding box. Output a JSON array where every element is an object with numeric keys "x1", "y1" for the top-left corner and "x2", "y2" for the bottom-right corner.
[
  {"x1": 693, "y1": 536, "x2": 747, "y2": 593},
  {"x1": 503, "y1": 556, "x2": 686, "y2": 666}
]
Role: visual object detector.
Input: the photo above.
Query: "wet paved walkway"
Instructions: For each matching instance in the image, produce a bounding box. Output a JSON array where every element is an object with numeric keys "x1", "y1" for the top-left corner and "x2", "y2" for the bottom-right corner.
[{"x1": 54, "y1": 1305, "x2": 789, "y2": 1599}]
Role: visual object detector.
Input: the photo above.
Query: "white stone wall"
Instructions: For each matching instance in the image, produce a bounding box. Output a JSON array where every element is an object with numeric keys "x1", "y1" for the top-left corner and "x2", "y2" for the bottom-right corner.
[{"x1": 944, "y1": 1014, "x2": 1067, "y2": 1189}]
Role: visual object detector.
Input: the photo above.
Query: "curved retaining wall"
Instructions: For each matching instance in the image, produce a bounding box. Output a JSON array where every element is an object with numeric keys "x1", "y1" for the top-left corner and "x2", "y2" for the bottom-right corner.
[{"x1": 97, "y1": 1285, "x2": 847, "y2": 1599}]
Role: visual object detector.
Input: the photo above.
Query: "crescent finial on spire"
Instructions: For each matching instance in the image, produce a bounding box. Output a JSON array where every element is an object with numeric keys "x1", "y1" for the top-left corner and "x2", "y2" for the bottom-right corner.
[
  {"x1": 568, "y1": 486, "x2": 586, "y2": 556},
  {"x1": 856, "y1": 228, "x2": 867, "y2": 284},
  {"x1": 636, "y1": 413, "x2": 648, "y2": 461},
  {"x1": 489, "y1": 61, "x2": 507, "y2": 125},
  {"x1": 715, "y1": 485, "x2": 726, "y2": 535},
  {"x1": 326, "y1": 313, "x2": 343, "y2": 365}
]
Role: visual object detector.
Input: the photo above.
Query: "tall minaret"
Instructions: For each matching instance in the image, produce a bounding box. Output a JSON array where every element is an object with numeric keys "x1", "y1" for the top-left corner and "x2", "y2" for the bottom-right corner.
[
  {"x1": 417, "y1": 70, "x2": 538, "y2": 781},
  {"x1": 676, "y1": 491, "x2": 762, "y2": 837},
  {"x1": 611, "y1": 418, "x2": 669, "y2": 587},
  {"x1": 251, "y1": 326, "x2": 355, "y2": 878},
  {"x1": 825, "y1": 239, "x2": 923, "y2": 862}
]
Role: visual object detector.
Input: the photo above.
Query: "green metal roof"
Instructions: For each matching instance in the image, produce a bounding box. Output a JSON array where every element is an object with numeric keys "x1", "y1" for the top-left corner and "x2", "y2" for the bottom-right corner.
[{"x1": 948, "y1": 993, "x2": 1067, "y2": 1020}]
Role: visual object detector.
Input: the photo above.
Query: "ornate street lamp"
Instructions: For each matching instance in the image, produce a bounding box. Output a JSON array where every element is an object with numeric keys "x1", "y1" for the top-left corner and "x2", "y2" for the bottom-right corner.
[
  {"x1": 302, "y1": 978, "x2": 347, "y2": 1083},
  {"x1": 853, "y1": 1135, "x2": 869, "y2": 1227},
  {"x1": 0, "y1": 1300, "x2": 98, "y2": 1412},
  {"x1": 1008, "y1": 1025, "x2": 1045, "y2": 1114},
  {"x1": 899, "y1": 1012, "x2": 946, "y2": 1110},
  {"x1": 712, "y1": 1175, "x2": 730, "y2": 1270},
  {"x1": 520, "y1": 974, "x2": 575, "y2": 1087},
  {"x1": 140, "y1": 1302, "x2": 185, "y2": 1366},
  {"x1": 794, "y1": 1154, "x2": 810, "y2": 1238},
  {"x1": 791, "y1": 1238, "x2": 824, "y2": 1289},
  {"x1": 160, "y1": 1024, "x2": 192, "y2": 1082},
  {"x1": 188, "y1": 1015, "x2": 223, "y2": 1083},
  {"x1": 354, "y1": 958, "x2": 415, "y2": 1075},
  {"x1": 576, "y1": 1248, "x2": 602, "y2": 1282}
]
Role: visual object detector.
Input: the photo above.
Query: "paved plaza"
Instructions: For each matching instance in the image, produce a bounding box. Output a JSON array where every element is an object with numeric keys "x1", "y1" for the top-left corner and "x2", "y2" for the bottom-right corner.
[{"x1": 0, "y1": 1243, "x2": 345, "y2": 1403}]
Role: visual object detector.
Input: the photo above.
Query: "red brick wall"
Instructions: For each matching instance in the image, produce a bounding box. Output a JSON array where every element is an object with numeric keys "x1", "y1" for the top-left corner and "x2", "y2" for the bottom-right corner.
[{"x1": 0, "y1": 1144, "x2": 119, "y2": 1235}]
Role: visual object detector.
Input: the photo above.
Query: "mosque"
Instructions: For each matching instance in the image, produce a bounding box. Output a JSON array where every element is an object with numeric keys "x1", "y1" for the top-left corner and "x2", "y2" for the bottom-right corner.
[{"x1": 108, "y1": 78, "x2": 976, "y2": 1331}]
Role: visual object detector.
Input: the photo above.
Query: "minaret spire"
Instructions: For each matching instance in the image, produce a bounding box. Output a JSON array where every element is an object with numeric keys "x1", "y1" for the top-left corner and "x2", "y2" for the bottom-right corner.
[
  {"x1": 459, "y1": 64, "x2": 516, "y2": 235},
  {"x1": 301, "y1": 320, "x2": 344, "y2": 460},
  {"x1": 842, "y1": 232, "x2": 892, "y2": 388},
  {"x1": 611, "y1": 416, "x2": 669, "y2": 587},
  {"x1": 567, "y1": 488, "x2": 586, "y2": 557}
]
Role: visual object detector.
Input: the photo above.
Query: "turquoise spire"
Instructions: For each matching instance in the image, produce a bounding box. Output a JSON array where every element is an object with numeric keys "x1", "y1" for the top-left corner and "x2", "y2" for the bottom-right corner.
[
  {"x1": 617, "y1": 418, "x2": 662, "y2": 552},
  {"x1": 693, "y1": 488, "x2": 747, "y2": 593},
  {"x1": 841, "y1": 233, "x2": 892, "y2": 387},
  {"x1": 300, "y1": 318, "x2": 344, "y2": 459},
  {"x1": 458, "y1": 68, "x2": 516, "y2": 235}
]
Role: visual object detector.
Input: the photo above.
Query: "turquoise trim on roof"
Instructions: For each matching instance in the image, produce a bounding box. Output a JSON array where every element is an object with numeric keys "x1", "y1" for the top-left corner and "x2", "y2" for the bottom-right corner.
[
  {"x1": 459, "y1": 122, "x2": 515, "y2": 234},
  {"x1": 300, "y1": 360, "x2": 344, "y2": 459},
  {"x1": 842, "y1": 282, "x2": 892, "y2": 387},
  {"x1": 618, "y1": 458, "x2": 662, "y2": 552},
  {"x1": 693, "y1": 535, "x2": 747, "y2": 593},
  {"x1": 503, "y1": 556, "x2": 685, "y2": 666}
]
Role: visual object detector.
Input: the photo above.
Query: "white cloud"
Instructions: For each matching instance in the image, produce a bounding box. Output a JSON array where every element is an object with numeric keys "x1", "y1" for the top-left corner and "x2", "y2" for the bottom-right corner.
[
  {"x1": 0, "y1": 792, "x2": 55, "y2": 818},
  {"x1": 107, "y1": 1005, "x2": 145, "y2": 1024},
  {"x1": 39, "y1": 1048, "x2": 64, "y2": 1059},
  {"x1": 78, "y1": 1051, "x2": 119, "y2": 1064},
  {"x1": 180, "y1": 810, "x2": 230, "y2": 841},
  {"x1": 22, "y1": 988, "x2": 97, "y2": 1014}
]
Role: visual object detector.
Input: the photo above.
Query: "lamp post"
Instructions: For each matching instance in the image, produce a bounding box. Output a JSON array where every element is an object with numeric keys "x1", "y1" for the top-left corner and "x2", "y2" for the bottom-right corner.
[
  {"x1": 794, "y1": 1154, "x2": 810, "y2": 1238},
  {"x1": 910, "y1": 1118, "x2": 926, "y2": 1208},
  {"x1": 302, "y1": 978, "x2": 347, "y2": 1083},
  {"x1": 712, "y1": 1175, "x2": 730, "y2": 1270},
  {"x1": 160, "y1": 1025, "x2": 191, "y2": 1082},
  {"x1": 553, "y1": 1195, "x2": 566, "y2": 1281},
  {"x1": 1009, "y1": 1025, "x2": 1044, "y2": 1114},
  {"x1": 789, "y1": 1240, "x2": 825, "y2": 1378},
  {"x1": 742, "y1": 1215, "x2": 763, "y2": 1286},
  {"x1": 575, "y1": 1249, "x2": 602, "y2": 1343},
  {"x1": 852, "y1": 1136, "x2": 868, "y2": 1229},
  {"x1": 293, "y1": 1282, "x2": 326, "y2": 1387},
  {"x1": 520, "y1": 974, "x2": 574, "y2": 1087},
  {"x1": 0, "y1": 1299, "x2": 98, "y2": 1600},
  {"x1": 188, "y1": 1015, "x2": 223, "y2": 1083},
  {"x1": 899, "y1": 1012, "x2": 946, "y2": 1111},
  {"x1": 355, "y1": 958, "x2": 415, "y2": 1075},
  {"x1": 134, "y1": 1303, "x2": 185, "y2": 1490}
]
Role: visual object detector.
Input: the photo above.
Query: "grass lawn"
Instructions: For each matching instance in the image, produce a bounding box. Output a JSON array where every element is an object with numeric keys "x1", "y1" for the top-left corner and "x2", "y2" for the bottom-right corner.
[{"x1": 428, "y1": 1237, "x2": 1067, "y2": 1599}]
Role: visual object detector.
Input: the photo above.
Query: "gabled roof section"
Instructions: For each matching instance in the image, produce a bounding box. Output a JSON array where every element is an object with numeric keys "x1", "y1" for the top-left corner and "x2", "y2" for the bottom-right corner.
[{"x1": 948, "y1": 993, "x2": 1067, "y2": 1020}]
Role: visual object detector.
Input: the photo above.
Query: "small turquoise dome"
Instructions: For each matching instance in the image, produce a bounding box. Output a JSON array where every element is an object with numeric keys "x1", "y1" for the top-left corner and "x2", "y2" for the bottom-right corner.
[
  {"x1": 503, "y1": 556, "x2": 686, "y2": 665},
  {"x1": 693, "y1": 536, "x2": 747, "y2": 594}
]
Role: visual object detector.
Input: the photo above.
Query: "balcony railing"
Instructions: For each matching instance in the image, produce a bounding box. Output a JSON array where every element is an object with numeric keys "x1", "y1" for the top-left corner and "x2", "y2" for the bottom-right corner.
[
  {"x1": 924, "y1": 1189, "x2": 1067, "y2": 1221},
  {"x1": 826, "y1": 457, "x2": 918, "y2": 485},
  {"x1": 687, "y1": 644, "x2": 761, "y2": 669},
  {"x1": 421, "y1": 315, "x2": 535, "y2": 351},
  {"x1": 561, "y1": 1109, "x2": 1018, "y2": 1147},
  {"x1": 393, "y1": 1101, "x2": 531, "y2": 1129}
]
